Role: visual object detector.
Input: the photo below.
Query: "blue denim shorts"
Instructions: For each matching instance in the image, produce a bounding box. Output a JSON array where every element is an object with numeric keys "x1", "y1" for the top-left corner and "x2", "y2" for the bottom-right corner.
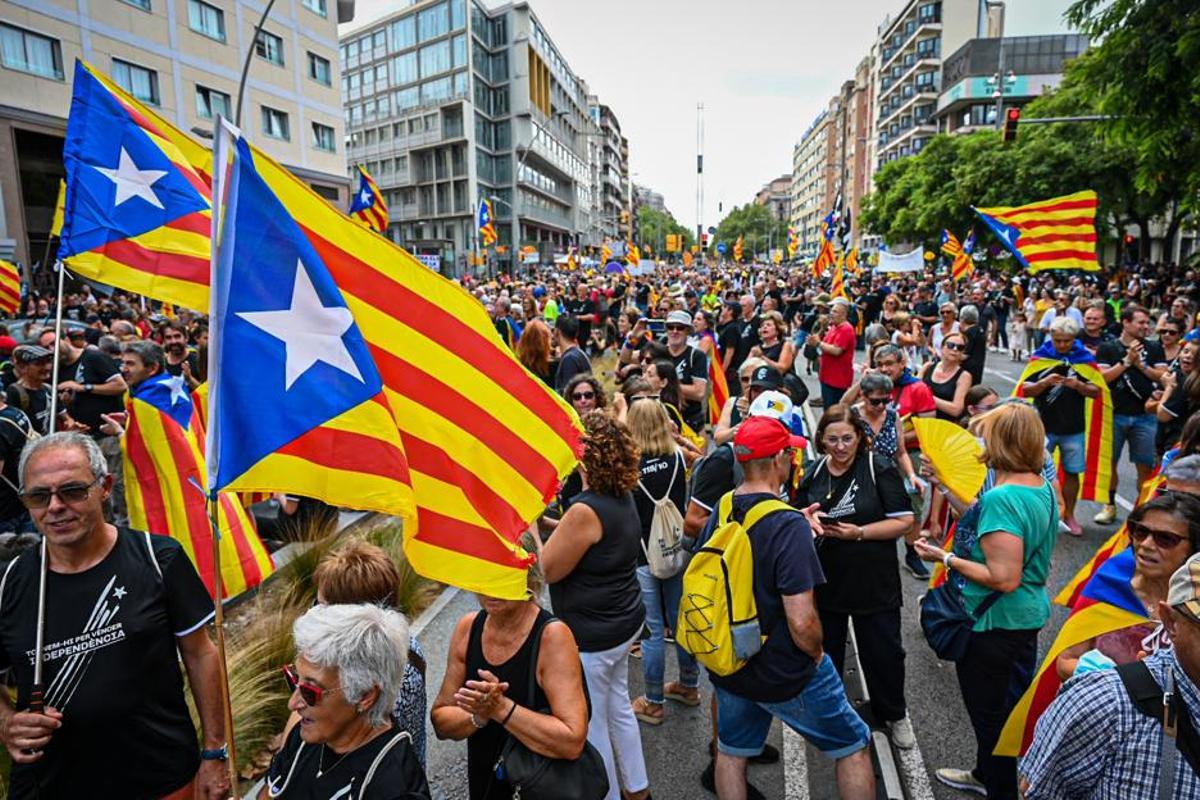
[
  {"x1": 1112, "y1": 413, "x2": 1157, "y2": 466},
  {"x1": 714, "y1": 654, "x2": 870, "y2": 759},
  {"x1": 1044, "y1": 431, "x2": 1086, "y2": 474}
]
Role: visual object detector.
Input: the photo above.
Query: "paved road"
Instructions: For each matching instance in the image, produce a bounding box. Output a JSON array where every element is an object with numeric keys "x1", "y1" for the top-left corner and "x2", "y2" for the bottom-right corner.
[{"x1": 415, "y1": 348, "x2": 1143, "y2": 799}]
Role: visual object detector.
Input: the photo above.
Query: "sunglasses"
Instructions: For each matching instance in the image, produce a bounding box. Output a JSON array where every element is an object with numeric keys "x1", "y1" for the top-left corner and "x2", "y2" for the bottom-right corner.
[
  {"x1": 941, "y1": 310, "x2": 955, "y2": 315},
  {"x1": 1128, "y1": 520, "x2": 1187, "y2": 550},
  {"x1": 640, "y1": 356, "x2": 654, "y2": 364},
  {"x1": 282, "y1": 663, "x2": 343, "y2": 707},
  {"x1": 666, "y1": 324, "x2": 689, "y2": 332},
  {"x1": 944, "y1": 342, "x2": 965, "y2": 351},
  {"x1": 572, "y1": 391, "x2": 595, "y2": 401},
  {"x1": 866, "y1": 396, "x2": 889, "y2": 407},
  {"x1": 20, "y1": 476, "x2": 102, "y2": 509},
  {"x1": 1159, "y1": 329, "x2": 1180, "y2": 336}
]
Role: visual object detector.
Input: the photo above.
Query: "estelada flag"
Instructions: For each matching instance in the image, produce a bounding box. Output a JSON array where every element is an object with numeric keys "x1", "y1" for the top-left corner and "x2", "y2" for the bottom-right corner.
[
  {"x1": 704, "y1": 332, "x2": 728, "y2": 427},
  {"x1": 349, "y1": 165, "x2": 388, "y2": 234},
  {"x1": 208, "y1": 125, "x2": 582, "y2": 601},
  {"x1": 940, "y1": 229, "x2": 962, "y2": 257},
  {"x1": 477, "y1": 199, "x2": 497, "y2": 246},
  {"x1": 995, "y1": 548, "x2": 1150, "y2": 757},
  {"x1": 831, "y1": 253, "x2": 847, "y2": 299},
  {"x1": 951, "y1": 229, "x2": 976, "y2": 282},
  {"x1": 975, "y1": 190, "x2": 1099, "y2": 274},
  {"x1": 1014, "y1": 339, "x2": 1113, "y2": 502},
  {"x1": 123, "y1": 372, "x2": 273, "y2": 599}
]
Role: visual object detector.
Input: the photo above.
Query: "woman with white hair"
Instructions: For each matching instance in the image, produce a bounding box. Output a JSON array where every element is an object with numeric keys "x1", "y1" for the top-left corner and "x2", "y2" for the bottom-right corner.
[{"x1": 262, "y1": 604, "x2": 431, "y2": 798}]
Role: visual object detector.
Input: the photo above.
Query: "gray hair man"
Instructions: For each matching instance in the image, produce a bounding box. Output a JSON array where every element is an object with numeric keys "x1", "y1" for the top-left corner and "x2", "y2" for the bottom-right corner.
[
  {"x1": 1163, "y1": 455, "x2": 1200, "y2": 497},
  {"x1": 0, "y1": 432, "x2": 228, "y2": 798}
]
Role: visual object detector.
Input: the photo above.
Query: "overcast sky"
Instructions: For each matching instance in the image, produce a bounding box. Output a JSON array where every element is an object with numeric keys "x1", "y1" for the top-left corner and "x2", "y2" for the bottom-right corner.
[{"x1": 348, "y1": 0, "x2": 1078, "y2": 232}]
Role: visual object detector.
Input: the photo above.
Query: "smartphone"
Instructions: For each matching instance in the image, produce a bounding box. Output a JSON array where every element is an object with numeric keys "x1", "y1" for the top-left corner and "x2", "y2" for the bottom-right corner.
[
  {"x1": 816, "y1": 514, "x2": 837, "y2": 526},
  {"x1": 646, "y1": 318, "x2": 666, "y2": 334}
]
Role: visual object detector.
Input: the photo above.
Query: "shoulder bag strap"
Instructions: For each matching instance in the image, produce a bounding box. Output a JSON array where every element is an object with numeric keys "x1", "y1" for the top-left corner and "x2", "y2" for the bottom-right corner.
[
  {"x1": 360, "y1": 730, "x2": 414, "y2": 795},
  {"x1": 741, "y1": 499, "x2": 793, "y2": 529},
  {"x1": 638, "y1": 453, "x2": 682, "y2": 504},
  {"x1": 972, "y1": 513, "x2": 1046, "y2": 618}
]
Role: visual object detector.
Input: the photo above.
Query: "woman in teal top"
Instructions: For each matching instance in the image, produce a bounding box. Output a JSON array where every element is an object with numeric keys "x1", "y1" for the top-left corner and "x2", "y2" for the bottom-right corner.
[{"x1": 915, "y1": 402, "x2": 1058, "y2": 800}]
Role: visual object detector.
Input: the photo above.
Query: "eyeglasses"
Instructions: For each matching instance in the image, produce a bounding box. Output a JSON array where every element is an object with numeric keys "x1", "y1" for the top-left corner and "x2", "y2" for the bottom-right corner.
[
  {"x1": 821, "y1": 435, "x2": 857, "y2": 448},
  {"x1": 944, "y1": 342, "x2": 965, "y2": 351},
  {"x1": 1159, "y1": 329, "x2": 1180, "y2": 336},
  {"x1": 282, "y1": 663, "x2": 343, "y2": 707},
  {"x1": 941, "y1": 310, "x2": 955, "y2": 315},
  {"x1": 572, "y1": 391, "x2": 595, "y2": 401},
  {"x1": 666, "y1": 324, "x2": 689, "y2": 332},
  {"x1": 866, "y1": 396, "x2": 889, "y2": 407},
  {"x1": 1128, "y1": 520, "x2": 1188, "y2": 550},
  {"x1": 629, "y1": 395, "x2": 658, "y2": 404},
  {"x1": 20, "y1": 476, "x2": 102, "y2": 509}
]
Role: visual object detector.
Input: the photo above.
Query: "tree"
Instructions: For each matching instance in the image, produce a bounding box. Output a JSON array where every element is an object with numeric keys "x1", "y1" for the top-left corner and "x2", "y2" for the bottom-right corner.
[
  {"x1": 636, "y1": 205, "x2": 694, "y2": 255},
  {"x1": 715, "y1": 204, "x2": 788, "y2": 258}
]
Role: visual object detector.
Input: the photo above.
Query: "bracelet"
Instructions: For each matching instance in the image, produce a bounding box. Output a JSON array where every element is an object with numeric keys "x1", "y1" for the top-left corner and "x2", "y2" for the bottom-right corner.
[
  {"x1": 943, "y1": 552, "x2": 956, "y2": 570},
  {"x1": 469, "y1": 712, "x2": 487, "y2": 729},
  {"x1": 500, "y1": 700, "x2": 518, "y2": 727},
  {"x1": 856, "y1": 526, "x2": 865, "y2": 541}
]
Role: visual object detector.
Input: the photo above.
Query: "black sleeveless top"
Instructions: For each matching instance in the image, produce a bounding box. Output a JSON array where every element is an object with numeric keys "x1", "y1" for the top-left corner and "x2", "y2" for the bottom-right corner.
[
  {"x1": 465, "y1": 608, "x2": 553, "y2": 800},
  {"x1": 548, "y1": 491, "x2": 645, "y2": 652},
  {"x1": 923, "y1": 361, "x2": 964, "y2": 421},
  {"x1": 760, "y1": 340, "x2": 784, "y2": 363}
]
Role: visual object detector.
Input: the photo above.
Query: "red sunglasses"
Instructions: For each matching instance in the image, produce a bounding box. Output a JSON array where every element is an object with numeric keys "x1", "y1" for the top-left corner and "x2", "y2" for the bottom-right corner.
[{"x1": 283, "y1": 663, "x2": 342, "y2": 706}]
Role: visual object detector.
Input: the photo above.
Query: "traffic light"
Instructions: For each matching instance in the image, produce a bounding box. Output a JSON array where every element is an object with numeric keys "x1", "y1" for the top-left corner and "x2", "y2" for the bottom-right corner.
[
  {"x1": 1001, "y1": 107, "x2": 1020, "y2": 144},
  {"x1": 700, "y1": 233, "x2": 708, "y2": 248}
]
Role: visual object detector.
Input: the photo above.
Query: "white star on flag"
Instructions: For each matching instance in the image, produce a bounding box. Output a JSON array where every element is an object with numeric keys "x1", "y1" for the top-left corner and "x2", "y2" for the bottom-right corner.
[
  {"x1": 360, "y1": 187, "x2": 372, "y2": 205},
  {"x1": 237, "y1": 260, "x2": 364, "y2": 390},
  {"x1": 163, "y1": 375, "x2": 190, "y2": 406},
  {"x1": 93, "y1": 147, "x2": 167, "y2": 209}
]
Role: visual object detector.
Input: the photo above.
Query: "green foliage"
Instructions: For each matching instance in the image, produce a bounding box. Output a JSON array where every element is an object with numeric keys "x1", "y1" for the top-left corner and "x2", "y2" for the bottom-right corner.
[
  {"x1": 715, "y1": 204, "x2": 789, "y2": 257},
  {"x1": 636, "y1": 205, "x2": 694, "y2": 254}
]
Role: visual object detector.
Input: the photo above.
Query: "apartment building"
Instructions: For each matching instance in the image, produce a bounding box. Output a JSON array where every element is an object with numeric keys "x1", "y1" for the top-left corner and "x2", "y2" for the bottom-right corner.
[{"x1": 0, "y1": 0, "x2": 349, "y2": 268}]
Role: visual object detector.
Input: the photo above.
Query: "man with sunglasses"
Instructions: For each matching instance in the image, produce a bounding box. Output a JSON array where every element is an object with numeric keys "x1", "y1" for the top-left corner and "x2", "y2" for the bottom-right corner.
[
  {"x1": 0, "y1": 432, "x2": 227, "y2": 799},
  {"x1": 664, "y1": 309, "x2": 708, "y2": 431}
]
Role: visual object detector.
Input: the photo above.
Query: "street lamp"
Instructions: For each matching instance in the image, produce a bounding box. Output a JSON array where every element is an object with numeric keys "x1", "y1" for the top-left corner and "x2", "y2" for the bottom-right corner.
[
  {"x1": 234, "y1": 0, "x2": 280, "y2": 126},
  {"x1": 986, "y1": 67, "x2": 1017, "y2": 130}
]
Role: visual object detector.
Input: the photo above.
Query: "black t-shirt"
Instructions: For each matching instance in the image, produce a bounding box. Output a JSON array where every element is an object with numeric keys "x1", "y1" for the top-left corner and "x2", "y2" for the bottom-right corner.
[
  {"x1": 913, "y1": 299, "x2": 939, "y2": 328},
  {"x1": 553, "y1": 346, "x2": 591, "y2": 394},
  {"x1": 1096, "y1": 338, "x2": 1167, "y2": 416},
  {"x1": 62, "y1": 348, "x2": 125, "y2": 434},
  {"x1": 704, "y1": 492, "x2": 823, "y2": 703},
  {"x1": 963, "y1": 324, "x2": 987, "y2": 385},
  {"x1": 265, "y1": 726, "x2": 431, "y2": 799},
  {"x1": 864, "y1": 290, "x2": 885, "y2": 325},
  {"x1": 6, "y1": 382, "x2": 53, "y2": 435},
  {"x1": 1028, "y1": 362, "x2": 1087, "y2": 435},
  {"x1": 717, "y1": 321, "x2": 741, "y2": 387},
  {"x1": 0, "y1": 405, "x2": 33, "y2": 520},
  {"x1": 633, "y1": 452, "x2": 687, "y2": 566},
  {"x1": 565, "y1": 298, "x2": 596, "y2": 344},
  {"x1": 978, "y1": 303, "x2": 998, "y2": 333},
  {"x1": 689, "y1": 444, "x2": 739, "y2": 513},
  {"x1": 0, "y1": 529, "x2": 214, "y2": 799},
  {"x1": 1158, "y1": 365, "x2": 1192, "y2": 453},
  {"x1": 731, "y1": 317, "x2": 760, "y2": 375},
  {"x1": 668, "y1": 345, "x2": 708, "y2": 430},
  {"x1": 795, "y1": 454, "x2": 912, "y2": 615},
  {"x1": 164, "y1": 351, "x2": 200, "y2": 381}
]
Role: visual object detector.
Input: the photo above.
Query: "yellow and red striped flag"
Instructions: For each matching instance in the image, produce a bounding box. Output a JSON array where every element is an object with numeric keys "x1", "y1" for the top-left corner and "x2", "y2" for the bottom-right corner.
[
  {"x1": 57, "y1": 61, "x2": 213, "y2": 311},
  {"x1": 0, "y1": 259, "x2": 20, "y2": 314},
  {"x1": 975, "y1": 190, "x2": 1099, "y2": 273},
  {"x1": 706, "y1": 338, "x2": 729, "y2": 427},
  {"x1": 123, "y1": 373, "x2": 273, "y2": 599},
  {"x1": 951, "y1": 230, "x2": 977, "y2": 282},
  {"x1": 733, "y1": 235, "x2": 744, "y2": 262},
  {"x1": 349, "y1": 165, "x2": 388, "y2": 234},
  {"x1": 478, "y1": 199, "x2": 497, "y2": 246},
  {"x1": 830, "y1": 253, "x2": 847, "y2": 299},
  {"x1": 813, "y1": 230, "x2": 836, "y2": 278},
  {"x1": 940, "y1": 229, "x2": 962, "y2": 257}
]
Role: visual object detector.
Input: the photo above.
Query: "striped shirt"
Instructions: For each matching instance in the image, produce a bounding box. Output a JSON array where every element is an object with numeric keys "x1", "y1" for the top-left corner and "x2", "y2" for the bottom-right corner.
[{"x1": 1021, "y1": 648, "x2": 1200, "y2": 799}]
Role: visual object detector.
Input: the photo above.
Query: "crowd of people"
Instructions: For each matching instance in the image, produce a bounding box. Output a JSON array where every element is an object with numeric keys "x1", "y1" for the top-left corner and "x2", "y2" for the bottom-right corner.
[{"x1": 2, "y1": 256, "x2": 1200, "y2": 799}]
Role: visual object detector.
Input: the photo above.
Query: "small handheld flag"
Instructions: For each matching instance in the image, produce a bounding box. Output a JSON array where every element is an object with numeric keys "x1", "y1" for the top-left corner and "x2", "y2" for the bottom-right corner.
[
  {"x1": 478, "y1": 199, "x2": 497, "y2": 246},
  {"x1": 349, "y1": 165, "x2": 388, "y2": 234},
  {"x1": 951, "y1": 229, "x2": 976, "y2": 282},
  {"x1": 974, "y1": 190, "x2": 1099, "y2": 273},
  {"x1": 733, "y1": 235, "x2": 743, "y2": 262},
  {"x1": 0, "y1": 259, "x2": 20, "y2": 314},
  {"x1": 941, "y1": 229, "x2": 962, "y2": 257}
]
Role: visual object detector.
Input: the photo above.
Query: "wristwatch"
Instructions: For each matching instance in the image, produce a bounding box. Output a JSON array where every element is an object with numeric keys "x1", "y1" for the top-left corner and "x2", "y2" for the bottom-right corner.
[
  {"x1": 200, "y1": 744, "x2": 228, "y2": 761},
  {"x1": 83, "y1": 382, "x2": 94, "y2": 393},
  {"x1": 942, "y1": 552, "x2": 956, "y2": 569}
]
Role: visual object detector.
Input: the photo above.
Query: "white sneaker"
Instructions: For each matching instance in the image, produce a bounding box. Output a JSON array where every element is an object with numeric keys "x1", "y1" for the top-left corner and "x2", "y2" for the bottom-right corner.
[
  {"x1": 887, "y1": 715, "x2": 917, "y2": 749},
  {"x1": 1093, "y1": 504, "x2": 1117, "y2": 525},
  {"x1": 936, "y1": 767, "x2": 986, "y2": 796}
]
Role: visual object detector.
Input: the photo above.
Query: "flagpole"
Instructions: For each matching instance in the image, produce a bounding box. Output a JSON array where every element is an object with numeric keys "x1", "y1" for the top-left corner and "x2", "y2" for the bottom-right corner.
[{"x1": 207, "y1": 116, "x2": 240, "y2": 794}]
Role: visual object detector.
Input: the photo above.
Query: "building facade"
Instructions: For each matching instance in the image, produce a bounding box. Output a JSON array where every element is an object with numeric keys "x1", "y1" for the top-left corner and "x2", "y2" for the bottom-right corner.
[
  {"x1": 873, "y1": 0, "x2": 1003, "y2": 171},
  {"x1": 934, "y1": 34, "x2": 1088, "y2": 134},
  {"x1": 790, "y1": 108, "x2": 830, "y2": 258},
  {"x1": 588, "y1": 98, "x2": 627, "y2": 244},
  {"x1": 341, "y1": 0, "x2": 605, "y2": 275},
  {"x1": 754, "y1": 174, "x2": 791, "y2": 223},
  {"x1": 0, "y1": 0, "x2": 349, "y2": 267},
  {"x1": 634, "y1": 184, "x2": 666, "y2": 216}
]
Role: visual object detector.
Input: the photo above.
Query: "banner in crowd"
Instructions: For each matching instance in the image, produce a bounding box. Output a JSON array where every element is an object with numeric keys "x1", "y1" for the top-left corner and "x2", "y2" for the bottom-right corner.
[{"x1": 873, "y1": 248, "x2": 924, "y2": 273}]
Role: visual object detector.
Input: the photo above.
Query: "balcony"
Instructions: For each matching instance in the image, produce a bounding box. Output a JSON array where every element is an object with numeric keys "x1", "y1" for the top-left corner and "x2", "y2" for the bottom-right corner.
[
  {"x1": 519, "y1": 199, "x2": 573, "y2": 230},
  {"x1": 880, "y1": 19, "x2": 942, "y2": 74}
]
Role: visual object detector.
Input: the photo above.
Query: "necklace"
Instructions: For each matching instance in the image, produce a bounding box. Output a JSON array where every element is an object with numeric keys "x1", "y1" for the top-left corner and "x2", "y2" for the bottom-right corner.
[{"x1": 317, "y1": 744, "x2": 352, "y2": 778}]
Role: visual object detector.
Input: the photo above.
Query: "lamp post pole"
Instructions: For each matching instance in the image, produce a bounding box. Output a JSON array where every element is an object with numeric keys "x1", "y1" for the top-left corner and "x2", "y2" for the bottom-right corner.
[{"x1": 233, "y1": 0, "x2": 279, "y2": 127}]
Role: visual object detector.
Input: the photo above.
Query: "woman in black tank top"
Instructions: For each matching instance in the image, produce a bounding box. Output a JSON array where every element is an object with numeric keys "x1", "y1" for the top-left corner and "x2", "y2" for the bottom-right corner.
[
  {"x1": 920, "y1": 332, "x2": 973, "y2": 421},
  {"x1": 431, "y1": 560, "x2": 590, "y2": 800}
]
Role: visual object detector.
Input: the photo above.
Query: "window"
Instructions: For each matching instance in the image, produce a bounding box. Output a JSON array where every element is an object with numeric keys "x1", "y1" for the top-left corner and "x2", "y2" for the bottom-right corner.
[
  {"x1": 394, "y1": 86, "x2": 419, "y2": 111},
  {"x1": 451, "y1": 0, "x2": 466, "y2": 30},
  {"x1": 421, "y1": 76, "x2": 451, "y2": 104},
  {"x1": 195, "y1": 84, "x2": 231, "y2": 120},
  {"x1": 120, "y1": 0, "x2": 151, "y2": 9},
  {"x1": 307, "y1": 52, "x2": 331, "y2": 85},
  {"x1": 255, "y1": 30, "x2": 284, "y2": 66},
  {"x1": 391, "y1": 17, "x2": 416, "y2": 49},
  {"x1": 453, "y1": 71, "x2": 468, "y2": 98},
  {"x1": 112, "y1": 59, "x2": 159, "y2": 104},
  {"x1": 311, "y1": 122, "x2": 335, "y2": 151},
  {"x1": 419, "y1": 40, "x2": 450, "y2": 76},
  {"x1": 261, "y1": 105, "x2": 290, "y2": 140},
  {"x1": 392, "y1": 51, "x2": 417, "y2": 85},
  {"x1": 187, "y1": 0, "x2": 225, "y2": 41},
  {"x1": 0, "y1": 23, "x2": 64, "y2": 80},
  {"x1": 418, "y1": 2, "x2": 448, "y2": 41},
  {"x1": 301, "y1": 0, "x2": 327, "y2": 16},
  {"x1": 451, "y1": 34, "x2": 466, "y2": 68}
]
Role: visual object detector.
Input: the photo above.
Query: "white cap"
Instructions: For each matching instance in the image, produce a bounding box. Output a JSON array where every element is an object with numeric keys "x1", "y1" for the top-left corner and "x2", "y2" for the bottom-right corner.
[{"x1": 748, "y1": 390, "x2": 794, "y2": 424}]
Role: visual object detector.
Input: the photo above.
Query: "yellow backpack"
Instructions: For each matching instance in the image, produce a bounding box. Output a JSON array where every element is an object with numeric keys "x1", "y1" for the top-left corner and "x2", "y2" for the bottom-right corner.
[{"x1": 677, "y1": 492, "x2": 792, "y2": 676}]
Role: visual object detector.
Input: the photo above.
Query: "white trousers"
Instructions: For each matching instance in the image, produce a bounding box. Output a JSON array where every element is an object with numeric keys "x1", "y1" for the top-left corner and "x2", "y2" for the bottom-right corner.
[{"x1": 579, "y1": 631, "x2": 649, "y2": 798}]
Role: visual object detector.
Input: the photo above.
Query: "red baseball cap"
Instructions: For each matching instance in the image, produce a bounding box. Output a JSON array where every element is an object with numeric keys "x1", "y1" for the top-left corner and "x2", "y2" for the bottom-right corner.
[{"x1": 732, "y1": 416, "x2": 807, "y2": 462}]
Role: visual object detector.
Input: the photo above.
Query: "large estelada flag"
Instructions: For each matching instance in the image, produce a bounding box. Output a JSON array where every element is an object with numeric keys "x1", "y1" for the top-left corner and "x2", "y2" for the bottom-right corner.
[
  {"x1": 1014, "y1": 339, "x2": 1113, "y2": 502},
  {"x1": 207, "y1": 126, "x2": 582, "y2": 600},
  {"x1": 123, "y1": 372, "x2": 273, "y2": 599},
  {"x1": 349, "y1": 165, "x2": 388, "y2": 234},
  {"x1": 704, "y1": 332, "x2": 729, "y2": 427},
  {"x1": 974, "y1": 190, "x2": 1099, "y2": 273},
  {"x1": 57, "y1": 61, "x2": 213, "y2": 311},
  {"x1": 995, "y1": 548, "x2": 1150, "y2": 757},
  {"x1": 0, "y1": 259, "x2": 20, "y2": 314}
]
